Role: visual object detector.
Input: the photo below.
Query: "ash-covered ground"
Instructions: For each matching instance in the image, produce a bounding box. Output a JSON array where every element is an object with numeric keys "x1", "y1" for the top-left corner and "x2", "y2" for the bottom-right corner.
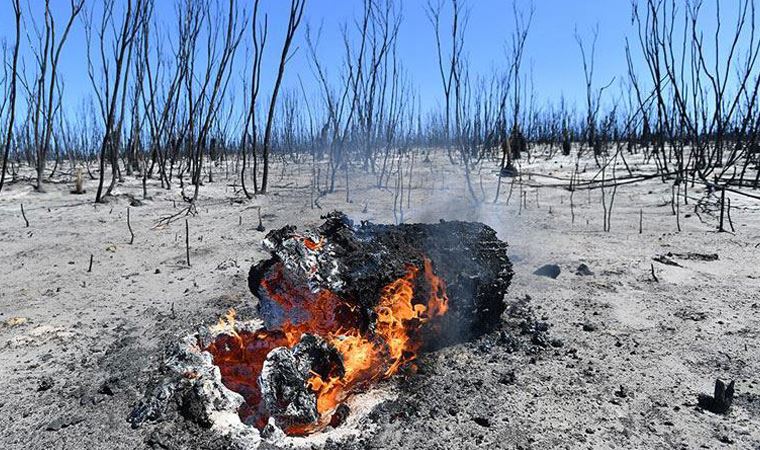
[{"x1": 1, "y1": 152, "x2": 759, "y2": 449}]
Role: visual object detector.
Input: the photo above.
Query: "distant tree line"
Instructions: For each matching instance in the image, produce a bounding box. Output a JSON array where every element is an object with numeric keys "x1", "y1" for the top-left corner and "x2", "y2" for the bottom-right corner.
[{"x1": 0, "y1": 0, "x2": 758, "y2": 209}]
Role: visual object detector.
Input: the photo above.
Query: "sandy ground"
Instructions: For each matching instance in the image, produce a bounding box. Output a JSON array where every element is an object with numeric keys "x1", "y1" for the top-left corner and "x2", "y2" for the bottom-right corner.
[{"x1": 1, "y1": 151, "x2": 759, "y2": 449}]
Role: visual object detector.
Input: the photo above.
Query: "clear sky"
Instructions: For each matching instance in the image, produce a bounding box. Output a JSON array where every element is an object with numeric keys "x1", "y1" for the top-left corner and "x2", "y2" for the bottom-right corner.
[{"x1": 0, "y1": 0, "x2": 743, "y2": 117}]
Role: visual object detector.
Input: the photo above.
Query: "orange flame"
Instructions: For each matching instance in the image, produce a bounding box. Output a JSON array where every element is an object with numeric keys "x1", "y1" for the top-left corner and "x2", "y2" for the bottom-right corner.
[
  {"x1": 306, "y1": 258, "x2": 449, "y2": 422},
  {"x1": 205, "y1": 255, "x2": 449, "y2": 435},
  {"x1": 302, "y1": 236, "x2": 325, "y2": 251}
]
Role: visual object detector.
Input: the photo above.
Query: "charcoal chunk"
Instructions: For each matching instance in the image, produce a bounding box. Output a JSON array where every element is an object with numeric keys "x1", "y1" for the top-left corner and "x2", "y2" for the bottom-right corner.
[
  {"x1": 329, "y1": 404, "x2": 351, "y2": 428},
  {"x1": 575, "y1": 263, "x2": 594, "y2": 276},
  {"x1": 533, "y1": 264, "x2": 561, "y2": 279},
  {"x1": 38, "y1": 376, "x2": 54, "y2": 392},
  {"x1": 260, "y1": 334, "x2": 344, "y2": 429},
  {"x1": 472, "y1": 417, "x2": 491, "y2": 427},
  {"x1": 698, "y1": 379, "x2": 734, "y2": 414}
]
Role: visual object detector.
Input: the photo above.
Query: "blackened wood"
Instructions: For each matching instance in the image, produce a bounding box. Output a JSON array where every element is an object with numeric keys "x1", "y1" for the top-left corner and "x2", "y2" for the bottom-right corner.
[
  {"x1": 127, "y1": 207, "x2": 134, "y2": 244},
  {"x1": 20, "y1": 203, "x2": 28, "y2": 227},
  {"x1": 698, "y1": 379, "x2": 734, "y2": 414},
  {"x1": 185, "y1": 219, "x2": 191, "y2": 266},
  {"x1": 249, "y1": 211, "x2": 513, "y2": 346}
]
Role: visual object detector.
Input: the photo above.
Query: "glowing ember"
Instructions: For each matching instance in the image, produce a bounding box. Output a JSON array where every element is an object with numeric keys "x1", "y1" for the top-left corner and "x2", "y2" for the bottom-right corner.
[
  {"x1": 204, "y1": 251, "x2": 448, "y2": 435},
  {"x1": 306, "y1": 260, "x2": 449, "y2": 422}
]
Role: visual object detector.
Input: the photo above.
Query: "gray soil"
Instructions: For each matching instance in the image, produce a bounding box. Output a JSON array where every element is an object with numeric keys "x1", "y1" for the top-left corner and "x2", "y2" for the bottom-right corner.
[{"x1": 1, "y1": 153, "x2": 759, "y2": 449}]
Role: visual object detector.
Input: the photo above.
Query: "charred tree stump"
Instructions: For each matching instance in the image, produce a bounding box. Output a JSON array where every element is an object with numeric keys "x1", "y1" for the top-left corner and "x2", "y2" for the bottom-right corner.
[
  {"x1": 719, "y1": 188, "x2": 726, "y2": 232},
  {"x1": 698, "y1": 379, "x2": 735, "y2": 414}
]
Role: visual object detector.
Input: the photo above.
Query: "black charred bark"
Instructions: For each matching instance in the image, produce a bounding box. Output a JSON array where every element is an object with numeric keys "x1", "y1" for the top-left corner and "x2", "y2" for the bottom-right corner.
[{"x1": 249, "y1": 211, "x2": 513, "y2": 347}]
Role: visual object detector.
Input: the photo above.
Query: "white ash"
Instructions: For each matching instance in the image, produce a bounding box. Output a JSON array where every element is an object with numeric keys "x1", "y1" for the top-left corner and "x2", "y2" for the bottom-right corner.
[{"x1": 130, "y1": 319, "x2": 393, "y2": 449}]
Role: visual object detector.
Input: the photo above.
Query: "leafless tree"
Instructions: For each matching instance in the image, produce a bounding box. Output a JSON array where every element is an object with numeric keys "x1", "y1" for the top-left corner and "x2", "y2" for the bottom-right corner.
[
  {"x1": 84, "y1": 0, "x2": 146, "y2": 202},
  {"x1": 24, "y1": 0, "x2": 84, "y2": 192},
  {"x1": 139, "y1": 0, "x2": 184, "y2": 191},
  {"x1": 427, "y1": 0, "x2": 466, "y2": 163},
  {"x1": 575, "y1": 24, "x2": 615, "y2": 165},
  {"x1": 240, "y1": 0, "x2": 267, "y2": 199},
  {"x1": 184, "y1": 0, "x2": 245, "y2": 204},
  {"x1": 0, "y1": 0, "x2": 21, "y2": 193},
  {"x1": 260, "y1": 0, "x2": 306, "y2": 194},
  {"x1": 505, "y1": 1, "x2": 533, "y2": 167},
  {"x1": 307, "y1": 3, "x2": 367, "y2": 195},
  {"x1": 629, "y1": 0, "x2": 760, "y2": 224}
]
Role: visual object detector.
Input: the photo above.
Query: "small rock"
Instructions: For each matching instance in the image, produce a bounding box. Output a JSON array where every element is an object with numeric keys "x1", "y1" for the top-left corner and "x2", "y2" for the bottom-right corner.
[
  {"x1": 98, "y1": 376, "x2": 120, "y2": 396},
  {"x1": 614, "y1": 385, "x2": 629, "y2": 398},
  {"x1": 575, "y1": 263, "x2": 594, "y2": 276},
  {"x1": 38, "y1": 376, "x2": 54, "y2": 392},
  {"x1": 46, "y1": 416, "x2": 84, "y2": 431},
  {"x1": 582, "y1": 322, "x2": 597, "y2": 332},
  {"x1": 473, "y1": 417, "x2": 490, "y2": 427},
  {"x1": 533, "y1": 264, "x2": 561, "y2": 279},
  {"x1": 498, "y1": 371, "x2": 516, "y2": 385}
]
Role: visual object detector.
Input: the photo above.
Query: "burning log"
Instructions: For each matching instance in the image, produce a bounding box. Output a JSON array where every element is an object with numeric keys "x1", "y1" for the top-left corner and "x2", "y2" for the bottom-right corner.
[
  {"x1": 250, "y1": 211, "x2": 513, "y2": 345},
  {"x1": 202, "y1": 212, "x2": 512, "y2": 436}
]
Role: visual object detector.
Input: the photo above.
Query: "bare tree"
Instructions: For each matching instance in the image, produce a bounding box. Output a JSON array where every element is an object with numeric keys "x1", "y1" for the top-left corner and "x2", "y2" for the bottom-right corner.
[
  {"x1": 25, "y1": 0, "x2": 84, "y2": 192},
  {"x1": 260, "y1": 0, "x2": 306, "y2": 194},
  {"x1": 84, "y1": 0, "x2": 146, "y2": 202},
  {"x1": 505, "y1": 1, "x2": 533, "y2": 167},
  {"x1": 185, "y1": 0, "x2": 245, "y2": 203},
  {"x1": 306, "y1": 0, "x2": 375, "y2": 196},
  {"x1": 139, "y1": 0, "x2": 185, "y2": 192},
  {"x1": 0, "y1": 0, "x2": 21, "y2": 193},
  {"x1": 575, "y1": 24, "x2": 614, "y2": 165},
  {"x1": 427, "y1": 0, "x2": 466, "y2": 163},
  {"x1": 241, "y1": 0, "x2": 268, "y2": 198}
]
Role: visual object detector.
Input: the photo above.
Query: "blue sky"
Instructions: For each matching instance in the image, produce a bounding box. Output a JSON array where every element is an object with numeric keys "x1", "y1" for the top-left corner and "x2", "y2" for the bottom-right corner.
[{"x1": 0, "y1": 0, "x2": 743, "y2": 117}]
